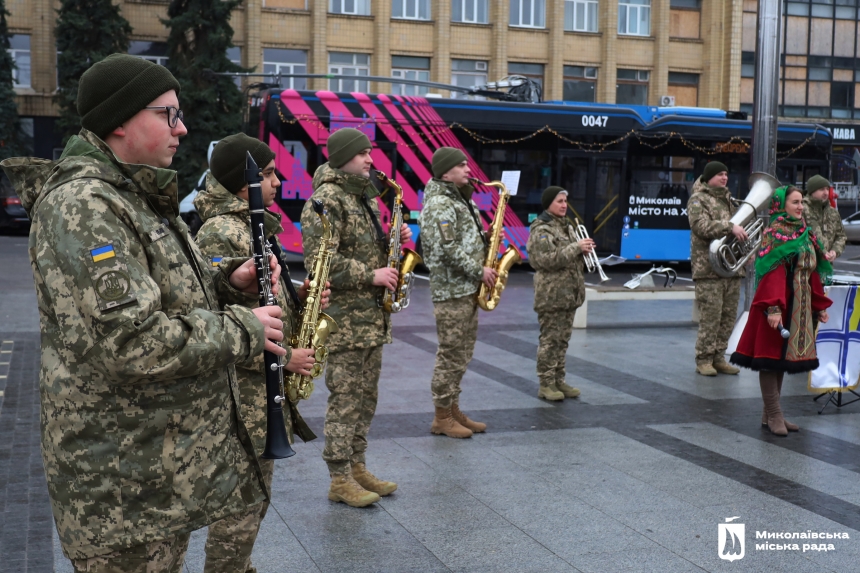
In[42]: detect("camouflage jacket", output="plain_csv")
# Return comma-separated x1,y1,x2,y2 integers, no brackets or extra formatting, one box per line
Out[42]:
194,175,299,454
803,196,846,257
418,178,486,302
0,130,267,560
301,163,391,352
527,212,586,312
687,178,745,280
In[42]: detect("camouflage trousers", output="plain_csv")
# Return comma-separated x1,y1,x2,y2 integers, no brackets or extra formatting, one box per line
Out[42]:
694,277,741,364
430,295,479,408
323,344,384,476
203,458,274,573
536,308,577,387
71,534,190,573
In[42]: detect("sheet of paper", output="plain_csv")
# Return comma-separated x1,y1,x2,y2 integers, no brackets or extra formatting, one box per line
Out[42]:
500,171,521,196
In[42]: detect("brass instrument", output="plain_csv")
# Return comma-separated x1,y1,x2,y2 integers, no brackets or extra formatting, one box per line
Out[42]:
708,172,779,277
286,199,339,402
470,178,521,311
375,171,422,313
573,217,610,283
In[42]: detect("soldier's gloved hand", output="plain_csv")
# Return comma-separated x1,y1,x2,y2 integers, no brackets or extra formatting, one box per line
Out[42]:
731,224,748,242
373,267,399,291
231,255,282,295
252,306,287,356
482,267,498,289
400,223,412,243
286,347,316,376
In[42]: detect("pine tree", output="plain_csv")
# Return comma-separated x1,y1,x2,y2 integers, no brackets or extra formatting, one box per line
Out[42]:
164,0,248,196
0,0,29,159
55,0,132,143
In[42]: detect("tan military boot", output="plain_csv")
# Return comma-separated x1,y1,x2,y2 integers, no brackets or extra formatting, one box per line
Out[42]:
538,383,564,401
556,380,581,398
713,358,740,375
327,474,381,507
451,402,486,433
352,463,398,496
696,362,717,376
431,406,473,438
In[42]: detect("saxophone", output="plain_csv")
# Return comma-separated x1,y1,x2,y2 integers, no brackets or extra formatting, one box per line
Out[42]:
286,199,339,402
376,170,422,313
470,178,521,311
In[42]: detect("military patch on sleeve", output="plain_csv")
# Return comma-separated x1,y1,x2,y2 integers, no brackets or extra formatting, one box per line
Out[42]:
210,256,222,267
438,220,454,243
539,234,548,242
84,242,138,312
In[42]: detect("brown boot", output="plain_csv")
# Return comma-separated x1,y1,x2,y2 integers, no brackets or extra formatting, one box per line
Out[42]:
760,372,787,436
775,374,799,431
538,383,564,401
556,380,581,398
451,402,486,433
328,474,381,507
431,406,473,438
696,362,717,376
713,358,740,375
352,463,397,496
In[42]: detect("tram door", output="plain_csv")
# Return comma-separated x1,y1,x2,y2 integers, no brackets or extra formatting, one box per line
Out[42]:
557,152,625,255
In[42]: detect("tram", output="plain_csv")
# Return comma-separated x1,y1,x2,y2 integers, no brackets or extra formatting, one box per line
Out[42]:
250,88,832,261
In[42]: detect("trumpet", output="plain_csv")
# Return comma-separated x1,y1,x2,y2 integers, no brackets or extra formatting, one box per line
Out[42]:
573,218,610,283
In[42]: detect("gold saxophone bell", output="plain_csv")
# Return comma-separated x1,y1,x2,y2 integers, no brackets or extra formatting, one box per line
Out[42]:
470,178,521,311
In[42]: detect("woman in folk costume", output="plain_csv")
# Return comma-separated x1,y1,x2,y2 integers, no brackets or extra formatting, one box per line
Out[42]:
731,185,833,436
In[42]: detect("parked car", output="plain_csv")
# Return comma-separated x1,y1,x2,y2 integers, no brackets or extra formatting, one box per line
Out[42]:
0,172,30,233
843,211,860,244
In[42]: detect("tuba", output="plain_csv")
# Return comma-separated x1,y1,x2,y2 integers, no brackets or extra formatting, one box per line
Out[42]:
286,200,339,402
375,170,422,313
470,178,521,311
708,172,779,277
573,217,610,283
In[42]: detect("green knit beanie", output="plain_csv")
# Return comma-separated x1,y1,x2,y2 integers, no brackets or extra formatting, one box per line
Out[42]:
432,147,468,179
700,161,729,184
327,128,372,168
806,174,831,195
76,54,181,139
541,186,568,211
210,133,276,194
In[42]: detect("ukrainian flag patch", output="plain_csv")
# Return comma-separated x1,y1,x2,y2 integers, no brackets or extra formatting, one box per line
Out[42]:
90,244,116,263
211,256,222,267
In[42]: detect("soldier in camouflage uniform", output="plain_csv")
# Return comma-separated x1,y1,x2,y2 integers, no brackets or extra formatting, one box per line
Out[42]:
0,55,287,572
803,174,846,262
688,161,746,376
526,186,589,401
194,134,324,573
301,128,411,507
419,147,498,438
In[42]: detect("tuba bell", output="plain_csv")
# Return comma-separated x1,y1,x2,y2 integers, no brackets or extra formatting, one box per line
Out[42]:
708,172,779,277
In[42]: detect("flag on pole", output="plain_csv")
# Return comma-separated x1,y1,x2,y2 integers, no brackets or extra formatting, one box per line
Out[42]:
809,285,860,391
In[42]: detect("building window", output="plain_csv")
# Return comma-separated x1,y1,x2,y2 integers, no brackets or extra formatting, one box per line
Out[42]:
667,72,699,107
509,62,545,88
451,59,488,99
510,0,546,28
393,0,430,20
670,0,700,7
564,0,598,32
329,0,370,15
128,41,168,67
563,65,597,102
618,0,651,36
9,35,31,88
391,56,430,96
616,69,649,105
741,51,755,78
329,52,370,93
831,82,854,119
263,48,308,90
452,0,488,24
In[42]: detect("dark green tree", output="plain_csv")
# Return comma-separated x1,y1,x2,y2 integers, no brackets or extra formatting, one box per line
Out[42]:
55,0,132,143
0,0,30,159
164,0,248,196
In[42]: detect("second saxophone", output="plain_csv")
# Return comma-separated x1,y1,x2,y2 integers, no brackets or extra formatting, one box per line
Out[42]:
376,170,422,313
470,178,521,311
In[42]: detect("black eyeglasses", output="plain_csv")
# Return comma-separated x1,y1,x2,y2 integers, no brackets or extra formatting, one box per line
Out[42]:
144,106,184,128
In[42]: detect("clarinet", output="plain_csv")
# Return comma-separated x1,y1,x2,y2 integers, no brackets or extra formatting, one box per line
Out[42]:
245,152,295,460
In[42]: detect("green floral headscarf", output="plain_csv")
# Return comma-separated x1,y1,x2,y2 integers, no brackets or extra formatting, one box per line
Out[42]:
755,185,832,284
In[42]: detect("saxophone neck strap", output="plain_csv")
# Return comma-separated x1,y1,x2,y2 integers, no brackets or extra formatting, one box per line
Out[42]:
360,194,387,245
462,196,488,247
267,236,303,310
